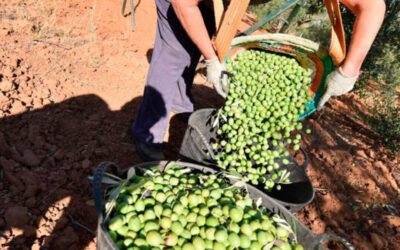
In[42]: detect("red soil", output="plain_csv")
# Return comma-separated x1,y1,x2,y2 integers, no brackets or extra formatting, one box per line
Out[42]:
0,0,399,249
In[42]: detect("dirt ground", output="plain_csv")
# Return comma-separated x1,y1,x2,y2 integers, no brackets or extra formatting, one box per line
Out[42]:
0,0,399,249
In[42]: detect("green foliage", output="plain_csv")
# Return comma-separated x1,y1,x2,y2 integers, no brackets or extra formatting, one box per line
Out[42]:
249,0,331,47
359,92,400,153
342,0,400,152
249,0,292,31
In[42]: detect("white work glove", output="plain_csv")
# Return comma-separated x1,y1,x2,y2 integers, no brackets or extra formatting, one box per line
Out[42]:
317,67,359,110
205,57,229,98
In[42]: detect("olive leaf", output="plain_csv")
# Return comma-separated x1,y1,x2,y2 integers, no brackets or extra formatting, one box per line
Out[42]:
144,169,155,177
163,161,175,172
104,201,114,216
224,169,243,179
278,169,291,184
273,214,298,243
232,181,247,188
104,183,125,220
103,167,153,221
263,241,275,250
126,167,136,180
103,172,123,181
231,100,241,106
256,197,263,208
180,168,192,174
291,217,297,241
213,114,219,128
220,113,227,122
213,109,223,128
88,176,120,185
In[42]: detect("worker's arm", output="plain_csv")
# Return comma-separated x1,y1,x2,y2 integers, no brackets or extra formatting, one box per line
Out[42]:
171,0,229,98
171,0,216,60
317,0,386,110
340,0,386,76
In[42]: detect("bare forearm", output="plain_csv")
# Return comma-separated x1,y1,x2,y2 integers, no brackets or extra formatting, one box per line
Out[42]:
171,0,216,60
340,0,386,76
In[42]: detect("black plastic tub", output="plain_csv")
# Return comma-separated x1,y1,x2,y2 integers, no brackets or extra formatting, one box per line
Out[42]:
179,108,314,213
93,161,353,250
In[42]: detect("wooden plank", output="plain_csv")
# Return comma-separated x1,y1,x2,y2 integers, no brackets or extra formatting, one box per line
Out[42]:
214,0,251,62
213,0,224,31
324,0,346,66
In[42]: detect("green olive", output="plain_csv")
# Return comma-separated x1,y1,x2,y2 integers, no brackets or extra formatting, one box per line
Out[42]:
146,231,162,246
206,216,219,227
215,230,228,243
171,221,184,235
228,233,241,248
229,208,244,222
165,233,178,246
192,236,206,250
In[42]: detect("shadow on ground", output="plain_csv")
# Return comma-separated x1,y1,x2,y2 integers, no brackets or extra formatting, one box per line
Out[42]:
0,84,222,249
1,87,399,249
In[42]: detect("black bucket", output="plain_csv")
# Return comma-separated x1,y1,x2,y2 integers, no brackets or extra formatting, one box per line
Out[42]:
179,108,315,213
93,161,353,250
179,109,219,166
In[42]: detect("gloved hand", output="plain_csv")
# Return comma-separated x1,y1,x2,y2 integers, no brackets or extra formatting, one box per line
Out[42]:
317,67,359,110
205,57,229,98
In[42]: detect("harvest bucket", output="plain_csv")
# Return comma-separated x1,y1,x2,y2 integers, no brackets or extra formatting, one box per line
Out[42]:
179,108,314,213
226,34,334,119
93,161,353,250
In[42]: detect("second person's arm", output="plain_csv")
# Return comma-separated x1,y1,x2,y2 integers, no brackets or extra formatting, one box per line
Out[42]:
171,0,217,60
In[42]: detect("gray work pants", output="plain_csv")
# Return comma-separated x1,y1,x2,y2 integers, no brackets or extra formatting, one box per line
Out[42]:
131,0,215,144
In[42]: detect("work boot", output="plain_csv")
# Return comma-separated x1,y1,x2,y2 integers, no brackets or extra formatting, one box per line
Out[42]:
134,140,165,162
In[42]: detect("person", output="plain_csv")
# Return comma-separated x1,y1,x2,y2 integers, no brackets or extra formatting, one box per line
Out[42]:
131,0,386,161
317,0,386,110
131,0,228,161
